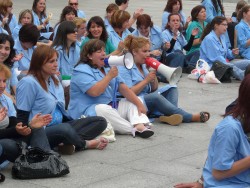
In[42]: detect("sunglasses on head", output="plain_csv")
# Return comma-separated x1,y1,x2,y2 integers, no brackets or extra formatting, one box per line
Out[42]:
70,3,78,5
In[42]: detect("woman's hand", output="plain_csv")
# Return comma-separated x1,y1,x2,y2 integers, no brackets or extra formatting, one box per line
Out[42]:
29,113,52,129
12,53,23,62
191,28,199,36
150,50,162,57
107,67,118,79
174,182,203,188
186,16,192,24
145,71,156,83
117,41,125,53
1,17,8,26
232,48,239,56
165,41,171,49
133,8,144,20
0,107,7,121
136,102,147,115
16,122,31,136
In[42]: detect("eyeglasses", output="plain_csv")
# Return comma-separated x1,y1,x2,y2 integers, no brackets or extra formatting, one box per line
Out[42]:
69,3,78,5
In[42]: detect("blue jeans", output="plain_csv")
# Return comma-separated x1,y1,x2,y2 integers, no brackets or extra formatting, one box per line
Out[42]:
0,116,107,163
144,87,192,122
185,50,200,68
166,50,186,68
228,59,250,80
0,127,51,163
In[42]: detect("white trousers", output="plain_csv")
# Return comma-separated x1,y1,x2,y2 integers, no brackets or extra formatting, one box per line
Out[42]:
95,99,150,135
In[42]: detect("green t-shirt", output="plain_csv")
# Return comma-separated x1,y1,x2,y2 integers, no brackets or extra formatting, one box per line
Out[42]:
186,21,208,54
80,37,116,55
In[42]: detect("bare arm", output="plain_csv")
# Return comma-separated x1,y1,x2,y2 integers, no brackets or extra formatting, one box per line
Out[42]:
86,67,117,97
212,156,250,180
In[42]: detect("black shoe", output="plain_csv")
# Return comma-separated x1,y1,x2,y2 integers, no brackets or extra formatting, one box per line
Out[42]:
0,173,5,183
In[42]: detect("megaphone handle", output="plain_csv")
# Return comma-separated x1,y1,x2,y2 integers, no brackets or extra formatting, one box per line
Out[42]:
112,79,119,109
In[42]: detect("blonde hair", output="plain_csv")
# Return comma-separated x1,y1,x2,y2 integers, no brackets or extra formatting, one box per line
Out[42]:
73,17,87,28
0,63,11,79
124,35,150,54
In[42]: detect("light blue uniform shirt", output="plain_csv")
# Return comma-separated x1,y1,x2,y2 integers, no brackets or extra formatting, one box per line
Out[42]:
16,75,70,121
161,11,186,31
200,30,234,67
235,20,250,60
201,0,223,23
162,29,187,55
14,39,35,71
132,25,162,52
0,14,17,34
203,116,250,187
76,36,85,48
107,25,131,49
0,94,16,117
55,45,80,76
12,24,22,41
0,26,8,35
32,11,53,39
104,17,111,29
118,64,174,97
68,63,124,119
77,9,86,18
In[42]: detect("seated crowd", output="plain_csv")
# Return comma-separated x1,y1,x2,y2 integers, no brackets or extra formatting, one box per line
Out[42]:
0,0,249,186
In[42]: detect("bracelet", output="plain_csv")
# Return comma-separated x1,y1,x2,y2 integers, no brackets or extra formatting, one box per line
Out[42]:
27,121,33,129
197,178,204,185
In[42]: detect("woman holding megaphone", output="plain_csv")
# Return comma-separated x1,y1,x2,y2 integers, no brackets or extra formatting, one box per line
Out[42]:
68,39,154,138
119,35,210,125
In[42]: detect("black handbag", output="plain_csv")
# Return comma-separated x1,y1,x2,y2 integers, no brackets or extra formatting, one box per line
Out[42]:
12,143,70,179
211,61,233,83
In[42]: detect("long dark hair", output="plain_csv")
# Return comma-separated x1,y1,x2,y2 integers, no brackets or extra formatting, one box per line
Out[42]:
52,21,76,50
87,16,108,42
76,39,105,68
0,33,15,68
200,16,226,41
32,0,47,17
201,0,224,15
226,74,250,133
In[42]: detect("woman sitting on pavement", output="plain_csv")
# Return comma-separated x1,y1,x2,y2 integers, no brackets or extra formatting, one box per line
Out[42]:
200,16,250,81
235,5,250,60
162,13,200,72
16,45,108,154
68,39,154,138
119,35,210,125
185,5,207,61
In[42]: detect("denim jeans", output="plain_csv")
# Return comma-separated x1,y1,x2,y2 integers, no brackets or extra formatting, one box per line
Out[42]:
144,87,192,122
0,116,107,163
46,116,107,150
185,50,200,68
0,127,51,163
228,59,250,80
166,50,186,68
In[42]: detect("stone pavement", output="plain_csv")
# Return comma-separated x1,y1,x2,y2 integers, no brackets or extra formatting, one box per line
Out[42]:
2,0,238,187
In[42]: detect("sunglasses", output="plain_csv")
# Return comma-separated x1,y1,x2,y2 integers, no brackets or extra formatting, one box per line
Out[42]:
69,3,78,5
69,28,78,33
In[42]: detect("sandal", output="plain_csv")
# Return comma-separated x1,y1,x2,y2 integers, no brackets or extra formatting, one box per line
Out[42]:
86,137,108,150
132,127,154,138
0,172,5,183
200,112,210,122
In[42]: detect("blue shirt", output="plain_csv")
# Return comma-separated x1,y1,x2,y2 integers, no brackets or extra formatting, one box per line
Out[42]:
162,29,187,55
235,20,250,60
0,94,16,117
201,0,223,23
6,67,18,94
203,116,250,187
107,25,131,49
77,9,86,18
16,75,70,121
68,63,124,119
55,45,80,76
12,24,22,41
14,39,35,71
200,30,234,67
0,14,17,34
32,11,53,39
161,11,186,31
